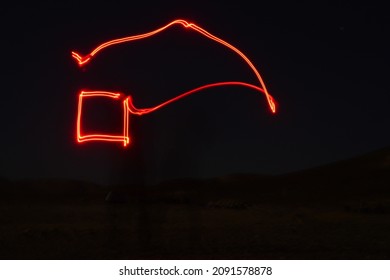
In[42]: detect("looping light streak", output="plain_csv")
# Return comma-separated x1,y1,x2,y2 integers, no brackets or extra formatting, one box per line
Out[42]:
72,19,276,113
73,19,277,147
77,82,266,146
77,91,130,146
125,81,266,115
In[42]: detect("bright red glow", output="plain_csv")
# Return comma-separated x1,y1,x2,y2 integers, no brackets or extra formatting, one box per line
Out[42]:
73,19,277,147
71,19,276,113
77,91,130,146
124,81,266,115
77,82,267,146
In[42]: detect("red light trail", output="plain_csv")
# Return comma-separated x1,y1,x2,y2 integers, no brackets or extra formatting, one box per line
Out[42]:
124,81,266,115
77,82,266,146
73,19,277,147
77,91,130,146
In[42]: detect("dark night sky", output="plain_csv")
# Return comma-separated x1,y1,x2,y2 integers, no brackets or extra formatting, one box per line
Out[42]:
1,1,389,185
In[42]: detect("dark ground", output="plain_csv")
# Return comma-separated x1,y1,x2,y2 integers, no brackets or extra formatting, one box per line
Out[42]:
0,146,389,259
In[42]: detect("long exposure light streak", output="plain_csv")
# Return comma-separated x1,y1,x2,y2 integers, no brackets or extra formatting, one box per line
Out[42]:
124,81,266,115
77,91,130,146
72,19,276,113
77,82,266,146
73,19,277,147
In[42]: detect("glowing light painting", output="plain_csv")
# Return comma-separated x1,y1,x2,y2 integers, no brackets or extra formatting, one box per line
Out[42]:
72,19,276,147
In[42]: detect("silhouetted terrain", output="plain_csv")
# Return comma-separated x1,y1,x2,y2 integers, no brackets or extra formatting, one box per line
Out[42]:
0,146,389,259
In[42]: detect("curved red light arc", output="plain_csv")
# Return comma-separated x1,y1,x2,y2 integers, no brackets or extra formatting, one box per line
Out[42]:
71,19,276,113
125,81,266,115
77,81,267,146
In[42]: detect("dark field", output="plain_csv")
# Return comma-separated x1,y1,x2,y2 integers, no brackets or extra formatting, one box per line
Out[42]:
0,147,389,259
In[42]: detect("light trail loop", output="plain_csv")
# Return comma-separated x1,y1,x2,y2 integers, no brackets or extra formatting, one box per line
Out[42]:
72,19,276,113
77,82,266,146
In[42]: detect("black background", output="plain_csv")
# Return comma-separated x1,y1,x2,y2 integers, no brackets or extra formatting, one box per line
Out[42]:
1,1,389,184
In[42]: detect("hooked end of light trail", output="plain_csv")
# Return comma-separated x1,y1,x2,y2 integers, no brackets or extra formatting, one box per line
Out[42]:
71,51,91,66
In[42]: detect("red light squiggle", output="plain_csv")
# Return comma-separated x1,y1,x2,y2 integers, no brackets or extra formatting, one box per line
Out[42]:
77,91,130,146
71,19,276,113
125,81,266,115
78,82,266,146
